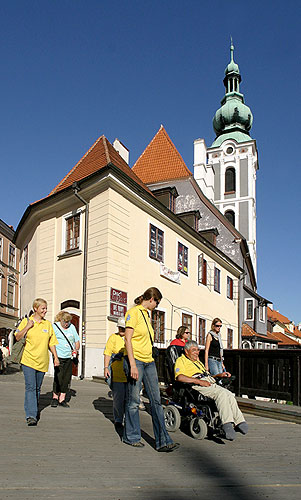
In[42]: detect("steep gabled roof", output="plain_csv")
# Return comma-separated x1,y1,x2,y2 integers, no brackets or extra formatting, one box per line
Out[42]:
49,135,152,196
267,307,291,325
241,323,279,343
270,331,300,346
132,125,191,184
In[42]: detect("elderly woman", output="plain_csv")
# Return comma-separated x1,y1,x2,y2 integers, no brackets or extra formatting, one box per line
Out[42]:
123,286,179,452
15,298,59,426
170,325,190,347
51,311,80,408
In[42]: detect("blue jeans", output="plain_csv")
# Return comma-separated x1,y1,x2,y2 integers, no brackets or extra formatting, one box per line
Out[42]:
22,364,45,420
112,381,126,424
208,357,223,376
123,360,173,450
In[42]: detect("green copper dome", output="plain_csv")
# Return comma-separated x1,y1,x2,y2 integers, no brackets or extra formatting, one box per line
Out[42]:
211,41,253,147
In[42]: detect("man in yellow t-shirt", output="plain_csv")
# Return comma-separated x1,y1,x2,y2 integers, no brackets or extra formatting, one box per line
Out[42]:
104,317,126,429
14,298,59,426
174,340,248,441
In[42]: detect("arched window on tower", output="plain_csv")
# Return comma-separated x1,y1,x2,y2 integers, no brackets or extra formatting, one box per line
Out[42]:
225,167,236,193
224,210,235,226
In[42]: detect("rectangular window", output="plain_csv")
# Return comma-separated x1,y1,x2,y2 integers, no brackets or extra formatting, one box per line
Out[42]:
198,318,206,345
66,214,80,252
178,243,188,275
0,238,2,260
198,254,207,286
151,310,165,344
245,299,254,320
9,245,15,268
214,267,220,293
259,305,265,322
149,224,164,262
227,328,233,349
7,279,14,307
169,194,175,213
227,276,233,300
23,245,28,274
182,313,192,334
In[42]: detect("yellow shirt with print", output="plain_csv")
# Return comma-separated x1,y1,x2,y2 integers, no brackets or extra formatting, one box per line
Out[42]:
125,304,154,363
104,333,126,383
16,317,58,372
174,354,206,379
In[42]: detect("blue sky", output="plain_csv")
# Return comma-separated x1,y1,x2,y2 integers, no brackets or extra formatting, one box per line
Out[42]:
1,1,300,323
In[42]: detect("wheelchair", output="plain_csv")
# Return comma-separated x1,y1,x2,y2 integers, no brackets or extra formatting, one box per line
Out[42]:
163,345,224,440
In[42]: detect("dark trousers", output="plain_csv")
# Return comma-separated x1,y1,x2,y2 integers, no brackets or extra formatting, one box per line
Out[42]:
53,357,73,394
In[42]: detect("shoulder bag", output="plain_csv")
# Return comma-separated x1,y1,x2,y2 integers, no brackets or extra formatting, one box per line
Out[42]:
140,310,159,360
55,323,79,366
9,318,29,363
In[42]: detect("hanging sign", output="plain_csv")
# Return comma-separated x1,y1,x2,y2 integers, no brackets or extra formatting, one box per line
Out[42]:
160,262,181,284
110,288,127,318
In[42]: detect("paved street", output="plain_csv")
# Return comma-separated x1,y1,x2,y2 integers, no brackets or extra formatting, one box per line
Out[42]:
1,370,300,500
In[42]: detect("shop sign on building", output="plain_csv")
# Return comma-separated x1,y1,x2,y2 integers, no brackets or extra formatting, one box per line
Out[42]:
110,288,127,317
160,262,181,284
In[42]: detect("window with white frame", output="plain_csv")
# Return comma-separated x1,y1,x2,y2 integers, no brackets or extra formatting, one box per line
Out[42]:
214,267,221,293
9,245,15,268
259,304,265,322
23,245,28,274
182,313,192,335
245,298,254,321
198,254,207,286
227,328,233,349
149,224,164,262
65,213,80,252
198,318,206,345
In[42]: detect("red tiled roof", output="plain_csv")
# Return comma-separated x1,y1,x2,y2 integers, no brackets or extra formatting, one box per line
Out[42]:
270,331,300,346
241,323,279,342
48,135,152,197
293,326,301,339
267,307,291,325
132,125,191,184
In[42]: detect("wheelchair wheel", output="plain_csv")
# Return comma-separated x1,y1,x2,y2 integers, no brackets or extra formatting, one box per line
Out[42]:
189,417,207,440
163,405,181,432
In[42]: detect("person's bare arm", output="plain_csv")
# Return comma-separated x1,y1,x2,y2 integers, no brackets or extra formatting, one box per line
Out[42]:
124,327,138,380
49,345,60,367
104,354,111,379
176,373,211,387
204,333,212,371
15,320,34,341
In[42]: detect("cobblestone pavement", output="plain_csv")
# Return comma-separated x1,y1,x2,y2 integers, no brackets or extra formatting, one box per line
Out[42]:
1,370,300,500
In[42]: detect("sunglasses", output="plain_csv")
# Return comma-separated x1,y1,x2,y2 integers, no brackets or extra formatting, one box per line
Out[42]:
154,298,161,306
215,324,222,328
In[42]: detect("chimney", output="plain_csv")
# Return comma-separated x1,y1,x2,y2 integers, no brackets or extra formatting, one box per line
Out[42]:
113,138,129,164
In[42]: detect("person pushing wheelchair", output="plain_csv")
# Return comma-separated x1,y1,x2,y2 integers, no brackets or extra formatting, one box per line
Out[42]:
174,340,248,441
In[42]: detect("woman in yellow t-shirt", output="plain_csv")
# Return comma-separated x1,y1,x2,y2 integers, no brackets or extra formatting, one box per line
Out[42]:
123,287,179,452
15,298,59,426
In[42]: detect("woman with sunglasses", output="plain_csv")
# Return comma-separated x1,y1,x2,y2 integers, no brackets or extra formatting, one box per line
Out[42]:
170,325,190,346
205,318,230,376
123,286,179,452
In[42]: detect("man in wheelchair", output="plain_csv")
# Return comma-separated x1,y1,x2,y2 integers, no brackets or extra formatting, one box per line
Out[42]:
174,340,248,441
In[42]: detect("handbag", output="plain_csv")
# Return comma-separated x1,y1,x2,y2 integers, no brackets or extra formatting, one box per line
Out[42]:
9,336,26,364
54,322,79,365
9,317,29,364
140,310,159,360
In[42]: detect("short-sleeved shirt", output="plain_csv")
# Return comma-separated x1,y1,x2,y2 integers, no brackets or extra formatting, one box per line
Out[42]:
16,316,58,372
174,354,206,379
104,333,126,382
53,323,80,359
125,304,154,363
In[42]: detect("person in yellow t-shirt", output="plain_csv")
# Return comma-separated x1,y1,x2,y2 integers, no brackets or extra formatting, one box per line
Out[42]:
104,316,126,429
123,287,179,453
15,298,59,426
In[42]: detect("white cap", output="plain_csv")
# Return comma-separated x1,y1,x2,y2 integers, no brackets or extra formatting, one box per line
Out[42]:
117,317,126,329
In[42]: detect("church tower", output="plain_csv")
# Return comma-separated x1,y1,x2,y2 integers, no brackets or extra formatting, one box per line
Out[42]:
194,41,258,276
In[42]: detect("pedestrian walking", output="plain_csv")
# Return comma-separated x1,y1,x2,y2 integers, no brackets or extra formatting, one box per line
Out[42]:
15,298,59,426
205,318,231,376
123,286,179,452
51,311,80,408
